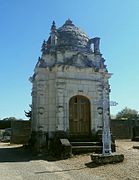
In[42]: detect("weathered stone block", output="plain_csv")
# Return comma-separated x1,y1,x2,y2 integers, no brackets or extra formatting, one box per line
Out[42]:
60,139,72,158
91,153,124,164
49,131,72,158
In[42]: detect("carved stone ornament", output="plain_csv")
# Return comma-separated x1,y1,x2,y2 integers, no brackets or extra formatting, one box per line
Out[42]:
38,107,45,114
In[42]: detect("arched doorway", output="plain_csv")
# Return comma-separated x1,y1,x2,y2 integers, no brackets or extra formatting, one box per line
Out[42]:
69,95,91,139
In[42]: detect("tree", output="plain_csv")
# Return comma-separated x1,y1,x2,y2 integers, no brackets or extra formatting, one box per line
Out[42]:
0,117,18,129
116,107,139,120
24,105,32,120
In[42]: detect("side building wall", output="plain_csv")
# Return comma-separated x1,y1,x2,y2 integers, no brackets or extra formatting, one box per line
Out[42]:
111,119,139,139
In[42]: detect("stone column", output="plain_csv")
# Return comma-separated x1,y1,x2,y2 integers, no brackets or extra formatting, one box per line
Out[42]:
56,80,66,131
102,74,112,155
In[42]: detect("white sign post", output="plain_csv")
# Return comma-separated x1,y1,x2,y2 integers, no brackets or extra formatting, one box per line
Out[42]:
95,72,118,156
102,79,118,155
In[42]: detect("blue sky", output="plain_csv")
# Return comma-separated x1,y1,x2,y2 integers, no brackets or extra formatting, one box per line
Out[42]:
0,0,139,119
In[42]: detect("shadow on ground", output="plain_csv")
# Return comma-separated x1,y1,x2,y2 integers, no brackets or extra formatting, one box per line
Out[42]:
0,145,34,162
0,143,68,162
85,162,102,168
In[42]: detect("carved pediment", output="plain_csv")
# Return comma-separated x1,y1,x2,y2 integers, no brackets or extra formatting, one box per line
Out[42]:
64,53,95,68
73,53,86,66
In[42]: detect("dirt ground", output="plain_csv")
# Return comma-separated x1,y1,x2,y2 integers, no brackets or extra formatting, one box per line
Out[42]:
0,140,139,180
61,139,139,179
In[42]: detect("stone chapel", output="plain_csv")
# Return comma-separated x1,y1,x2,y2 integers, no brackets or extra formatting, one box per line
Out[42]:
30,19,112,155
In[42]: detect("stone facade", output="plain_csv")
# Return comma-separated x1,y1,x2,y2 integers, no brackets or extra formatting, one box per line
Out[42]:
30,19,112,153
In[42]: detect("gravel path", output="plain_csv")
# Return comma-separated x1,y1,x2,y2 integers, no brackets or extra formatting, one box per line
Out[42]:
0,140,139,180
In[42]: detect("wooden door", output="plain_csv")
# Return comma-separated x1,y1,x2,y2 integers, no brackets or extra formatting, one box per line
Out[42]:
69,96,91,138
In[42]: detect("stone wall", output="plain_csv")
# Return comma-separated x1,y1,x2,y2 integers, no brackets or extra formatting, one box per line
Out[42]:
11,120,31,144
0,120,11,129
111,119,139,139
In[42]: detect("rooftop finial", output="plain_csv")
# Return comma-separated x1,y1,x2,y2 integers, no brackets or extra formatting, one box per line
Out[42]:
64,18,73,26
50,21,57,47
41,40,47,52
51,21,56,32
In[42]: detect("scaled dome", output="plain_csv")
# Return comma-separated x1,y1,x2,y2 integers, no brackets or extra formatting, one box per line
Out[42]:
42,19,100,54
57,19,90,52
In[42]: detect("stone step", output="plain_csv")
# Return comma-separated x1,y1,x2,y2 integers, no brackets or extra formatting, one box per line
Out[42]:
72,145,102,154
70,141,101,146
